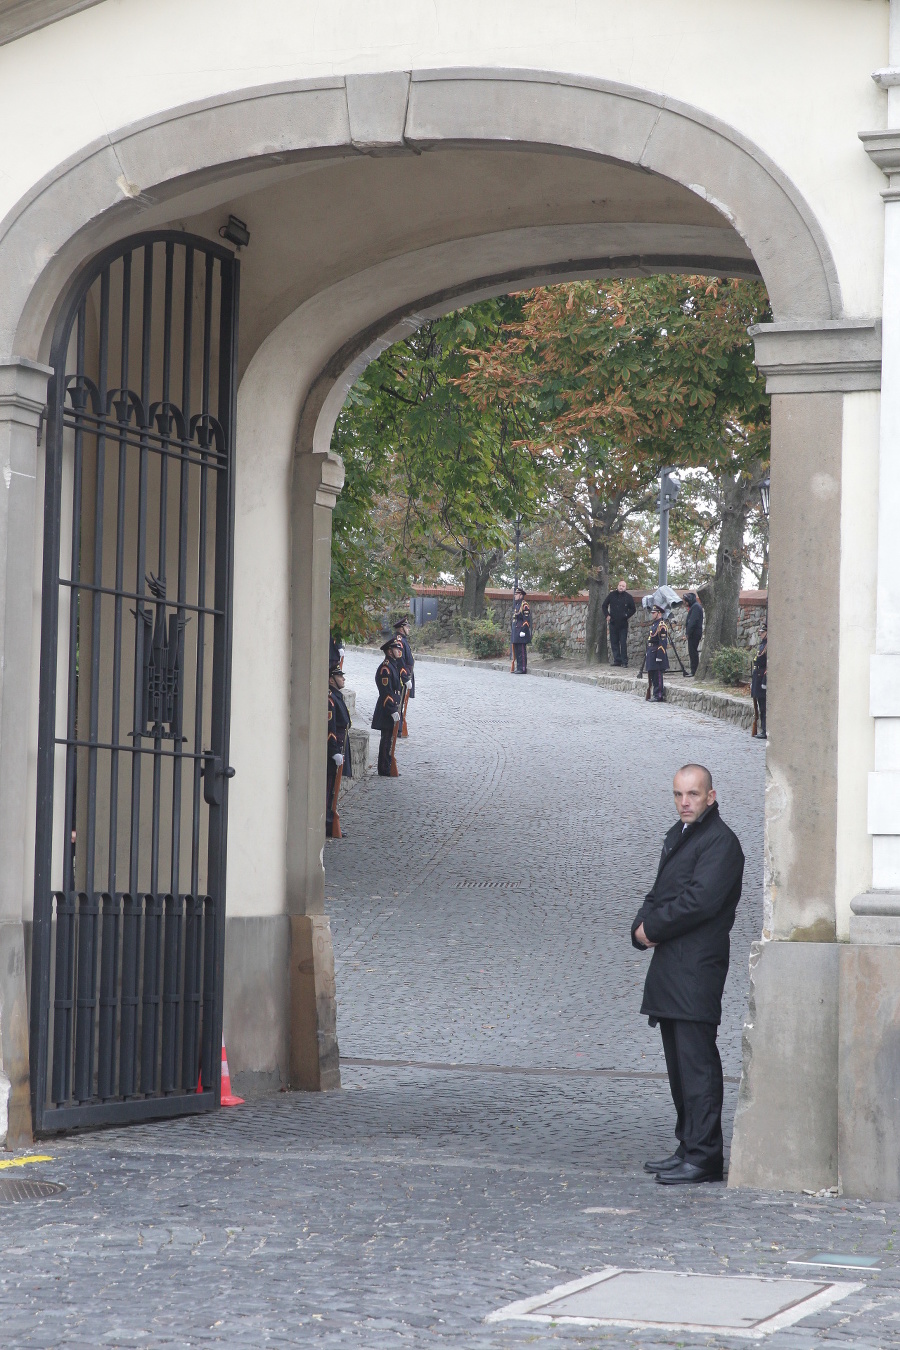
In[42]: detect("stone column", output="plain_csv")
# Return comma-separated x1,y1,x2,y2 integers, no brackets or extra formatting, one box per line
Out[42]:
0,358,51,1147
286,448,344,1090
833,39,900,1198
728,323,880,1192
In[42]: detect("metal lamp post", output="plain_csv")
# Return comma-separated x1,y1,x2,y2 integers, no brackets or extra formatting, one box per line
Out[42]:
657,468,681,586
759,474,770,518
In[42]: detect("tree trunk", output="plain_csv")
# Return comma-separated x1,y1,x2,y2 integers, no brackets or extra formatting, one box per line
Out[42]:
696,471,757,681
461,550,502,618
758,539,769,591
585,540,610,665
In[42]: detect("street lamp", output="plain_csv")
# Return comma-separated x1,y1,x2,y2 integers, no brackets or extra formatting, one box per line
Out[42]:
513,514,522,593
759,474,770,519
657,468,680,586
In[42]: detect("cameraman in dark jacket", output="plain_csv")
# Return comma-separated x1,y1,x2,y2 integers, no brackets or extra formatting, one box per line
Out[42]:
602,580,636,667
632,764,744,1185
684,593,703,676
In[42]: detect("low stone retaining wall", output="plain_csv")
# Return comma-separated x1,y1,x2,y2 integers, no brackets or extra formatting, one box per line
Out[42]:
347,646,754,731
410,584,767,663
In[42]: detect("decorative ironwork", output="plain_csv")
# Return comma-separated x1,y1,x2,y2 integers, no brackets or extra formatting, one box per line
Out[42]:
135,574,188,740
30,233,239,1133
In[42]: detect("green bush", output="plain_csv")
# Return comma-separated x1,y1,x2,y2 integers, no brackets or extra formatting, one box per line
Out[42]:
459,618,509,659
710,645,749,686
535,630,566,660
410,620,442,650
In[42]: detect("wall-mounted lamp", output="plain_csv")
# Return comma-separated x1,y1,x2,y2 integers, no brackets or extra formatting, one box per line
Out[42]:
218,215,250,249
759,474,770,519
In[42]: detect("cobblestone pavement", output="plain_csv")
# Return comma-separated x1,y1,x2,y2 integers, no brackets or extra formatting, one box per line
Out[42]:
2,657,899,1348
331,650,765,1082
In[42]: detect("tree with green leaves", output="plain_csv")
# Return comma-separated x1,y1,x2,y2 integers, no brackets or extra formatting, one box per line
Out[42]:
330,298,543,636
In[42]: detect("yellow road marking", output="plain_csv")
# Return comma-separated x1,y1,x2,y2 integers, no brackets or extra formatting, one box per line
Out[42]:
0,1155,53,1170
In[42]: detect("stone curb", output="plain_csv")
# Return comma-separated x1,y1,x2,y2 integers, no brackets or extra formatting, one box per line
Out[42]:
344,645,755,730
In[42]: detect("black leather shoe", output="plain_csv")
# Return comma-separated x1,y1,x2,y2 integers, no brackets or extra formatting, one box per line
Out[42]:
643,1152,684,1174
656,1161,724,1185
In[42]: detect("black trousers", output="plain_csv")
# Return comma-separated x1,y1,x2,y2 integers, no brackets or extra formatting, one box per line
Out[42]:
377,725,394,775
514,642,528,672
326,759,337,833
648,669,664,700
658,1017,724,1171
688,635,700,676
609,622,629,666
755,691,767,733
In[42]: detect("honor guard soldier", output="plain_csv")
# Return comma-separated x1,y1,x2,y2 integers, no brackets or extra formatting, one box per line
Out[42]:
329,631,344,671
393,615,415,736
645,604,670,702
511,587,532,674
326,664,352,837
372,633,404,776
751,624,767,739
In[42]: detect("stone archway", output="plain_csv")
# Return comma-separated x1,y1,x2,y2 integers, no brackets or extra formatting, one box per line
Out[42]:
0,71,880,1193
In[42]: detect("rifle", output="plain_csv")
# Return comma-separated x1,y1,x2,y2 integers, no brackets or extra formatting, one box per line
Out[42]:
400,685,410,738
510,641,515,674
330,757,345,838
751,697,759,738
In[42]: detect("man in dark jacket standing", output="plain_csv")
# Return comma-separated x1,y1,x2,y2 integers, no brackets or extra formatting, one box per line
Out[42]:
602,580,636,666
632,764,744,1184
683,593,703,676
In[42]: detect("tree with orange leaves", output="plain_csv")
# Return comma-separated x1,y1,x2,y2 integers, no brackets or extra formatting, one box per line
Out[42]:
460,275,770,667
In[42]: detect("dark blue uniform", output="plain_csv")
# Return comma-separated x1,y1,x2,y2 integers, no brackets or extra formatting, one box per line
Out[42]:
512,600,532,673
750,633,767,737
372,657,403,775
326,685,352,835
396,632,415,698
645,616,670,701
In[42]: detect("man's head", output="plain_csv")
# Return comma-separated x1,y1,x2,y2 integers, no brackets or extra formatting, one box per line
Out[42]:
394,616,410,634
673,764,715,824
617,580,627,592
515,587,525,599
651,604,663,618
329,667,345,689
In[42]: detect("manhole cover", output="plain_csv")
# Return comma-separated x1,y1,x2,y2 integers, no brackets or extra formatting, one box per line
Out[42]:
0,1178,66,1202
488,1268,863,1338
454,880,522,890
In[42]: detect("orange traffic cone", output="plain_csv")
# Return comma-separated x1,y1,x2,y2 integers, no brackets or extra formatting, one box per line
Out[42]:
220,1040,244,1107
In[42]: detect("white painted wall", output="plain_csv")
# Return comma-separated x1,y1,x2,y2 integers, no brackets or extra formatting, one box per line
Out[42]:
0,0,887,318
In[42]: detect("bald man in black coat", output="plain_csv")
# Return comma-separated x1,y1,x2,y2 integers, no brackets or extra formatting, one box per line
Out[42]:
632,764,744,1185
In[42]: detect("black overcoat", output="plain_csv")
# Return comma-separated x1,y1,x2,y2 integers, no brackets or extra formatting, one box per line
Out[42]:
630,803,744,1024
602,589,636,625
685,602,703,642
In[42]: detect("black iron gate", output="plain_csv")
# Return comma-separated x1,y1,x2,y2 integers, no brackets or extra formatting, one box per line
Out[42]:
30,232,239,1132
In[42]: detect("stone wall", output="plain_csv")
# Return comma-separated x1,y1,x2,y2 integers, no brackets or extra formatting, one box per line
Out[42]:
411,585,768,664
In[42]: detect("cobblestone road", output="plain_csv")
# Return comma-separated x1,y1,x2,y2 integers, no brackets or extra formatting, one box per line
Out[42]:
330,650,765,1082
2,657,899,1349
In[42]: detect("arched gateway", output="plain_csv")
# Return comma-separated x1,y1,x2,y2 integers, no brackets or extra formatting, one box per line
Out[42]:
0,6,893,1196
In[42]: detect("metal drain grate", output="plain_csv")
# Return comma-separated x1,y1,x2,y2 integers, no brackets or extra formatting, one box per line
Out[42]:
0,1178,66,1202
453,880,523,890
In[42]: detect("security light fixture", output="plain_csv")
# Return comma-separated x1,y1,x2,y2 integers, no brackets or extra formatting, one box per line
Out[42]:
759,474,770,518
219,214,250,249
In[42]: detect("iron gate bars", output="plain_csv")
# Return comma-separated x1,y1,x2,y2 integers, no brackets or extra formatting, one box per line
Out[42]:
30,232,239,1132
